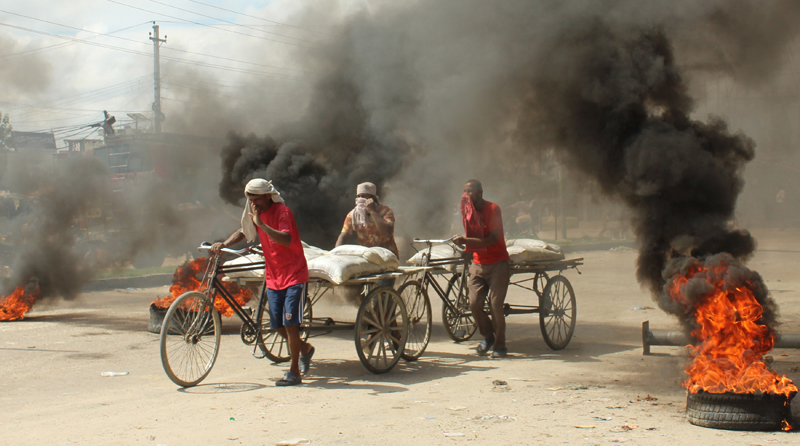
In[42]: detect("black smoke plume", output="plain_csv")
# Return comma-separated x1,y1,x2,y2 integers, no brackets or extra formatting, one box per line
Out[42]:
219,19,417,247
513,20,765,299
5,158,109,300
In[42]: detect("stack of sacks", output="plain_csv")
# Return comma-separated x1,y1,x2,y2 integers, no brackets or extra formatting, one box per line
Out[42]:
307,244,400,284
224,242,330,279
505,239,564,264
222,253,265,278
407,244,463,273
302,241,329,262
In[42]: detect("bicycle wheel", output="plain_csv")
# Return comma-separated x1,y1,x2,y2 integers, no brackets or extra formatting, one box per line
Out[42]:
257,294,312,363
539,275,576,350
355,287,408,374
160,291,221,387
397,280,432,361
442,273,477,342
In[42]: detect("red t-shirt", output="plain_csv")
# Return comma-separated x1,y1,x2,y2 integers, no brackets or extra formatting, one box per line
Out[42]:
256,202,309,290
465,201,510,265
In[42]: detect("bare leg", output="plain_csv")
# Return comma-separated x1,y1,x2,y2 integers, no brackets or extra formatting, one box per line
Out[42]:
276,326,312,377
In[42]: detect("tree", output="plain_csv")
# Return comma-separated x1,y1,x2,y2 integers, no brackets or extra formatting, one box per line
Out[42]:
0,112,12,150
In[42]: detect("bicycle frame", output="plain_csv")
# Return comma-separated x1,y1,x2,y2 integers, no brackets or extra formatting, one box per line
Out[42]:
200,246,267,338
412,239,471,312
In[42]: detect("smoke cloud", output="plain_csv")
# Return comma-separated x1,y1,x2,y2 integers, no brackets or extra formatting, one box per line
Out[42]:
5,0,800,317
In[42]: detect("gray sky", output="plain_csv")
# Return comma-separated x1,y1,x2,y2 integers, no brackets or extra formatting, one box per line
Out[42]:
0,0,356,144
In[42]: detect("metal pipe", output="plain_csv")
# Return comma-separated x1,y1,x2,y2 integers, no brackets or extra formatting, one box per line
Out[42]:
642,320,800,354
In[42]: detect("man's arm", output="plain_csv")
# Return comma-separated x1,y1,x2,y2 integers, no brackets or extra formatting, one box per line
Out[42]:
367,201,394,237
336,212,355,247
453,229,499,248
251,211,291,247
211,229,245,253
335,231,349,247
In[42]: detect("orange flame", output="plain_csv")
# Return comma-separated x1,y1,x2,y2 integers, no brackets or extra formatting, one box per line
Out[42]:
0,285,41,321
668,262,797,397
152,257,253,317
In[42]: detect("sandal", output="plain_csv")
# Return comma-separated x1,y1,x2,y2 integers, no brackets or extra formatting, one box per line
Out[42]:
276,371,302,387
299,346,315,375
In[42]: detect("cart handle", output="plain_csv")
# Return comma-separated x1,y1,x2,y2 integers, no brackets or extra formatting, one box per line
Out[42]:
411,236,465,252
412,236,457,245
198,241,258,256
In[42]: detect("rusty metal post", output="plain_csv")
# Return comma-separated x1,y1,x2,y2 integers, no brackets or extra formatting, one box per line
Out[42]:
643,321,800,354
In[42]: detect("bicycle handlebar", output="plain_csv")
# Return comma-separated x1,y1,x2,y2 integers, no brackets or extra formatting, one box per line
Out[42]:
412,236,457,245
411,236,466,253
198,241,256,256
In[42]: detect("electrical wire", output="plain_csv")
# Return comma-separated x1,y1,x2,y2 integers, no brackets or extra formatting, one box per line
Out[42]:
0,9,309,74
144,0,315,44
105,0,314,48
0,21,152,59
184,0,331,37
0,22,306,80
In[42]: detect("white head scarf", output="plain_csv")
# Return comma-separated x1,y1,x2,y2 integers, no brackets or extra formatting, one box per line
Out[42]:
241,179,284,242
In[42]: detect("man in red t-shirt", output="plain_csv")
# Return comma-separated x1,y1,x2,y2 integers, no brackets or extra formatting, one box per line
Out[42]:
212,179,313,386
453,179,511,358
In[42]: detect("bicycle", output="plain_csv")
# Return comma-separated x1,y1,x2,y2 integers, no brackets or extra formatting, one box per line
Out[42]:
159,242,310,387
408,237,477,345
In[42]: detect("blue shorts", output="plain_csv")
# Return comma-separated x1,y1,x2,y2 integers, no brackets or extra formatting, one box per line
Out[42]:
267,283,307,329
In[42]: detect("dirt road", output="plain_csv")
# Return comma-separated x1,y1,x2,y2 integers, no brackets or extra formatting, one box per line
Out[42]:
3,229,800,445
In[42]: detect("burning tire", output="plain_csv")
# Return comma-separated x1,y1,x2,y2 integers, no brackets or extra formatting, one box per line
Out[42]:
686,391,796,431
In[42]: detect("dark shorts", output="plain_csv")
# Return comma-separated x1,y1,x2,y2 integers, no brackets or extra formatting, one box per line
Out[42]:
267,283,307,329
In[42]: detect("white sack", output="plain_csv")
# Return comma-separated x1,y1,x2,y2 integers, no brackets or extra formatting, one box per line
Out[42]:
506,246,528,264
505,238,565,263
329,244,399,270
408,244,462,272
307,254,383,284
223,254,265,278
302,242,329,262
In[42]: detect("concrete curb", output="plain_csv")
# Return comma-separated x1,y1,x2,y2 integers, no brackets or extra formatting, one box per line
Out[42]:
83,273,173,292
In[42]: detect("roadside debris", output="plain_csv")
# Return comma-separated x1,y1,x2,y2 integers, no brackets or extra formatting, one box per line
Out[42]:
276,439,310,446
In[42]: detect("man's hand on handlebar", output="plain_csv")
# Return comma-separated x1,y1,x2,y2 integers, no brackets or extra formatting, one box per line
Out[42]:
210,242,225,254
452,235,466,246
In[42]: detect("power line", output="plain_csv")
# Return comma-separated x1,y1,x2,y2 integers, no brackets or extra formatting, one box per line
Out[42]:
185,0,331,37
144,0,316,45
0,20,151,59
0,22,306,80
105,0,314,48
0,10,308,74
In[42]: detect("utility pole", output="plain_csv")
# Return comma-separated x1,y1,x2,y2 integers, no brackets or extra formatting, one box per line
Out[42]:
149,23,166,133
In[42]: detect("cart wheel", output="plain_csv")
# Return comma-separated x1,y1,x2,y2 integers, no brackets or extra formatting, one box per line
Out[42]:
160,291,221,387
355,287,408,374
257,294,312,363
533,272,550,297
397,280,432,361
442,273,477,342
539,275,576,350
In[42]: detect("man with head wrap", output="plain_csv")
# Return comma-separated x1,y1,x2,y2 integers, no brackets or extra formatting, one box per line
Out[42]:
212,179,314,386
335,182,399,258
453,179,511,358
